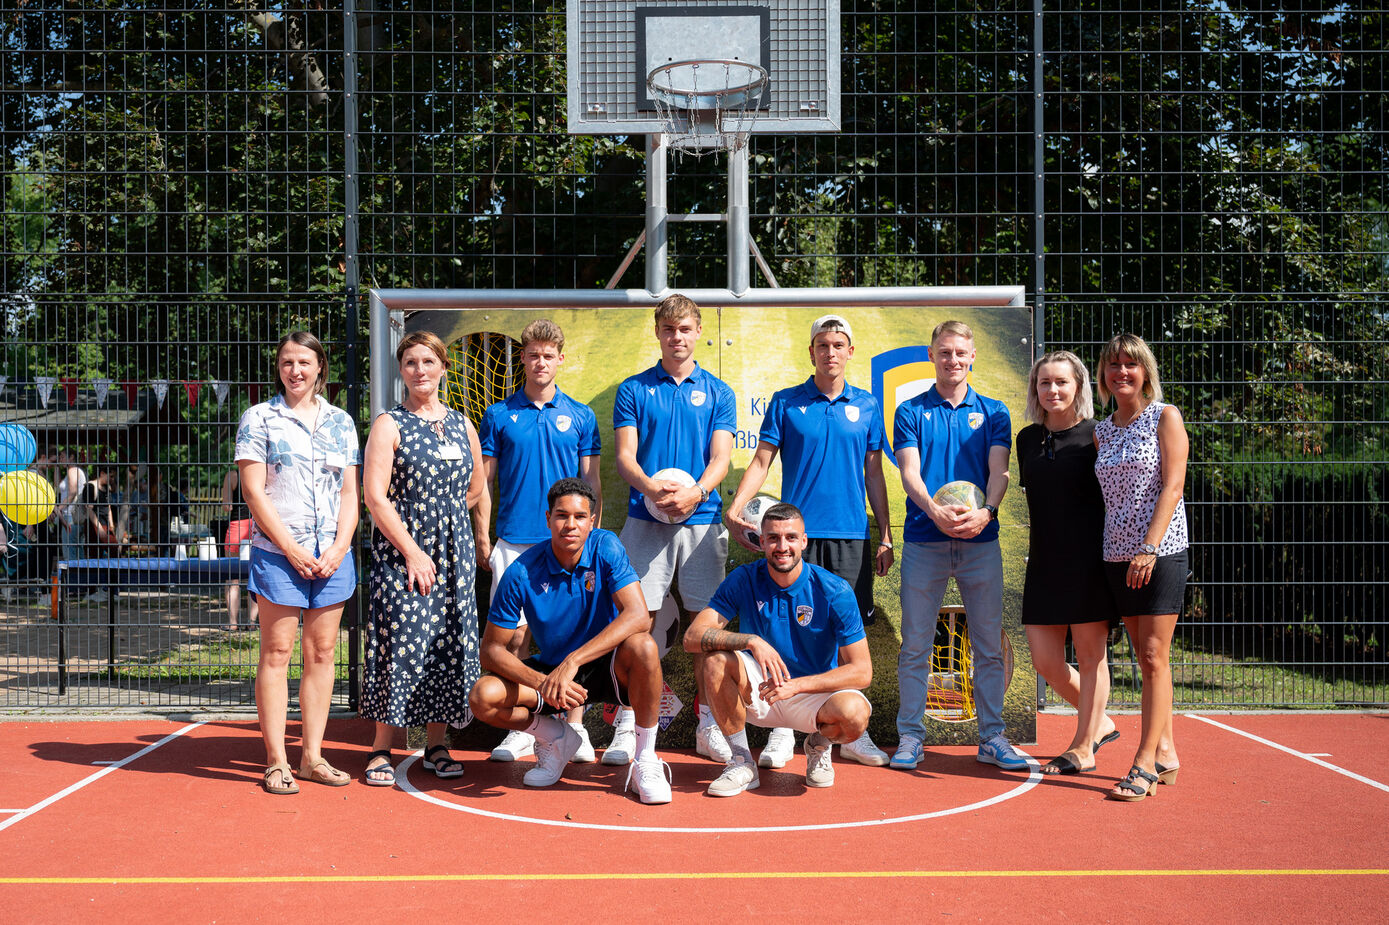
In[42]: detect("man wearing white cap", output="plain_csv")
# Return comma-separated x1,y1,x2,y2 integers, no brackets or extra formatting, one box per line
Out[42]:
723,313,893,769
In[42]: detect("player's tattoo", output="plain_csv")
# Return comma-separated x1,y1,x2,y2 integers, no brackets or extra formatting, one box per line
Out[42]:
700,628,753,653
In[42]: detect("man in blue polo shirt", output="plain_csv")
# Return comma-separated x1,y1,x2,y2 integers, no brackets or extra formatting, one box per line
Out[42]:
683,502,874,797
891,320,1026,772
469,478,672,804
476,319,604,765
614,292,737,762
724,313,893,770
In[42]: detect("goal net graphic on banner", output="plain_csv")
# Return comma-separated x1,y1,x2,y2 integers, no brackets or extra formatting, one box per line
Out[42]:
441,332,522,423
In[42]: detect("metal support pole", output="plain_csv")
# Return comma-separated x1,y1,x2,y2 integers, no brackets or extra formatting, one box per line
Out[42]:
343,0,364,709
645,134,669,294
1032,0,1046,359
727,143,751,296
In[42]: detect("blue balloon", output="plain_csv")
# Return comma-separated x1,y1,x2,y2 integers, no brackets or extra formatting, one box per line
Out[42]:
0,424,37,472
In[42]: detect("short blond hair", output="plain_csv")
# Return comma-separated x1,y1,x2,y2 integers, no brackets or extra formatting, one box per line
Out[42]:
1025,350,1095,424
1096,332,1163,404
654,293,701,326
521,319,565,352
931,320,974,344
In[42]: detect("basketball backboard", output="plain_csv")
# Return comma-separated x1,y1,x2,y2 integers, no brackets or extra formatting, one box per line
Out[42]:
567,0,841,136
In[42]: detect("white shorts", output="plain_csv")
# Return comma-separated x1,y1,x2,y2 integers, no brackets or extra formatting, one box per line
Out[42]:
619,518,727,613
488,538,534,628
734,650,871,735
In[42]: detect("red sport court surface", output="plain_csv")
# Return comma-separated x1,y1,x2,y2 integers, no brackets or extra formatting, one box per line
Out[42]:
3,712,1386,923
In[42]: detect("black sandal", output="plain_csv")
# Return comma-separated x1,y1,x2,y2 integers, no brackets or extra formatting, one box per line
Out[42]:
1041,754,1094,775
423,744,465,779
1107,765,1158,802
364,749,395,787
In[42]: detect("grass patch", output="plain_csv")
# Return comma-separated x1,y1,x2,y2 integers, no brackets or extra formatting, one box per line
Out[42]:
110,631,354,683
1101,633,1389,709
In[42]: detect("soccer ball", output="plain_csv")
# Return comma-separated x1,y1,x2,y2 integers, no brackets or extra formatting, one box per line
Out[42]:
932,479,986,510
739,494,780,548
643,468,697,524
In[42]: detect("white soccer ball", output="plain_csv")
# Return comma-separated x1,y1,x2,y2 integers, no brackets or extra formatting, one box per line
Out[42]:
643,467,697,524
739,494,780,548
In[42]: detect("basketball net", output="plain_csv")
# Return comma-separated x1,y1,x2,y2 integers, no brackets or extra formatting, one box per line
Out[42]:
646,59,768,157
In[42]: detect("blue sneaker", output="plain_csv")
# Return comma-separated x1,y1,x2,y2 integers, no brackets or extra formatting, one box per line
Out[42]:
890,735,924,770
977,734,1029,771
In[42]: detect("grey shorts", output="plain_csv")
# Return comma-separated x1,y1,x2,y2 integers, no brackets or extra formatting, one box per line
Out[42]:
619,517,728,613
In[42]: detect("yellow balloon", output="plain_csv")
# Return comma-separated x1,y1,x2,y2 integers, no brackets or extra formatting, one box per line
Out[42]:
0,470,56,526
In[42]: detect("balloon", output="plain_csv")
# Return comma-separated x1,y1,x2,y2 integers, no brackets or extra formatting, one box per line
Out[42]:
0,470,56,526
0,423,37,473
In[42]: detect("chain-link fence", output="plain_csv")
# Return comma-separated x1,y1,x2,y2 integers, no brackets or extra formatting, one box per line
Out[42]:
2,3,1384,711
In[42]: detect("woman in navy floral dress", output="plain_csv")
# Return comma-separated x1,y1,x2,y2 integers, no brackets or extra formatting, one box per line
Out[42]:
361,331,485,786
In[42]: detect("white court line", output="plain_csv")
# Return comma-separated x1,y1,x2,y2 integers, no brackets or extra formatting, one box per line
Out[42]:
1186,714,1389,794
0,722,205,833
396,750,1043,834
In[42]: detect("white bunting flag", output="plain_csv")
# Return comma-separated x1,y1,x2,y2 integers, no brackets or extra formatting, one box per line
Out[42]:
92,377,113,408
151,379,169,409
212,380,231,408
35,376,56,408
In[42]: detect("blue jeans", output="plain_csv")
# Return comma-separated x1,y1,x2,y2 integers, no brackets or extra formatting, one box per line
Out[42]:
897,540,1006,742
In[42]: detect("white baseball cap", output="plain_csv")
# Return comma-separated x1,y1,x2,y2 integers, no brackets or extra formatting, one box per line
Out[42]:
809,314,853,344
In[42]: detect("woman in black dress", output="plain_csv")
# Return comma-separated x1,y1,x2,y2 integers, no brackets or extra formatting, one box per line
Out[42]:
360,331,485,786
1018,351,1120,775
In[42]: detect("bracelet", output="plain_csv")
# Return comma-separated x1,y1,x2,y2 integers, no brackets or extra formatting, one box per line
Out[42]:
878,541,893,549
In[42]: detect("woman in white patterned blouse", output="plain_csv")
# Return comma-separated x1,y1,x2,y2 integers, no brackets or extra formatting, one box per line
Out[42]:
1094,333,1189,802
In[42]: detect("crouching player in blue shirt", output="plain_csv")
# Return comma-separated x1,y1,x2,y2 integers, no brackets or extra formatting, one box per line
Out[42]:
682,502,873,797
469,478,672,804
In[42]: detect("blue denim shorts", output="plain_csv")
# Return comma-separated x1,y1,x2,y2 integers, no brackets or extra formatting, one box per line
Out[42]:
249,545,357,610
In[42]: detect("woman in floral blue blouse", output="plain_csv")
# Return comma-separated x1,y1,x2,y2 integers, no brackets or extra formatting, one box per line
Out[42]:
236,331,360,795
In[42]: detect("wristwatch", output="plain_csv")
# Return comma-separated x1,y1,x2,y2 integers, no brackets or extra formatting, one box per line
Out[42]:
983,504,999,521
698,483,710,503
1138,542,1158,556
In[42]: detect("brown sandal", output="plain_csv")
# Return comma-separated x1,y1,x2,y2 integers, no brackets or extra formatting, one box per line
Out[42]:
296,759,350,787
1107,765,1158,802
263,762,299,795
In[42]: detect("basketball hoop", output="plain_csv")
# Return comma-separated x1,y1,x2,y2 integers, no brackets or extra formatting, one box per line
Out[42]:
646,58,768,155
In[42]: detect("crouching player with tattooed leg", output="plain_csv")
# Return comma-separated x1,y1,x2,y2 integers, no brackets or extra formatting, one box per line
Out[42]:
683,503,873,796
469,479,672,804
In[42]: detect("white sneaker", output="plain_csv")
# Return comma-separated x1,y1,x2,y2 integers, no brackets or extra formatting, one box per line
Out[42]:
624,757,673,804
706,754,760,797
841,731,890,767
804,732,834,788
523,722,580,787
758,726,795,769
602,726,636,766
570,725,596,763
695,722,733,763
490,729,535,762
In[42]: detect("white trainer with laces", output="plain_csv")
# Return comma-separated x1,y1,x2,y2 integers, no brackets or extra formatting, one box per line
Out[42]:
523,722,580,787
625,757,673,804
602,726,636,766
840,730,890,766
695,722,733,763
706,755,760,797
571,725,596,763
490,729,535,762
758,726,795,769
804,732,834,788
